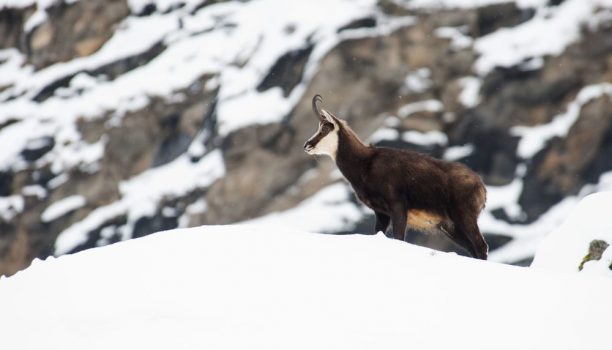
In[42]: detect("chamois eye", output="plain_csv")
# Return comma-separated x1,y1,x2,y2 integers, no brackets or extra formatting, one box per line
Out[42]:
321,123,333,133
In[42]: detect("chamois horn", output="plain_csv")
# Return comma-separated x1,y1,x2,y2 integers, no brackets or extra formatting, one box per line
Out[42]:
312,94,324,121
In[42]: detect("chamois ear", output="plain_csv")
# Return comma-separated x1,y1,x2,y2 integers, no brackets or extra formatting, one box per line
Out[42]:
321,110,336,124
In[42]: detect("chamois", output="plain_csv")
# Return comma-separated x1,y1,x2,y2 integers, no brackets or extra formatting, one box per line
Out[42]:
304,95,489,259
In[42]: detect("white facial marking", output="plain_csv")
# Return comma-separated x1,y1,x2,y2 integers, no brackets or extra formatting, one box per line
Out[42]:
311,128,339,159
305,111,339,160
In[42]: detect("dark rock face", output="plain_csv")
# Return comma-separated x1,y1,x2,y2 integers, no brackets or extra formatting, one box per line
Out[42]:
337,17,377,32
26,0,130,69
0,6,32,49
0,73,217,275
449,116,520,186
457,24,612,223
514,24,612,222
21,137,55,162
475,2,535,36
257,45,313,97
0,171,13,197
548,0,566,6
102,77,216,180
198,123,312,224
0,223,29,275
520,96,612,221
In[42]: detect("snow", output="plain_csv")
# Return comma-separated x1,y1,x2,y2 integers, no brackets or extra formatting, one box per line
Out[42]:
512,83,612,159
177,198,207,227
0,118,50,170
402,130,447,146
368,114,449,147
23,6,46,32
245,182,365,233
1,223,611,350
434,26,473,50
401,68,432,94
484,172,612,264
483,167,525,219
48,134,106,174
21,184,47,199
531,192,612,277
443,144,474,160
0,195,24,222
46,172,68,190
54,150,225,255
457,76,482,108
369,127,400,143
40,194,86,223
474,0,612,75
398,99,443,118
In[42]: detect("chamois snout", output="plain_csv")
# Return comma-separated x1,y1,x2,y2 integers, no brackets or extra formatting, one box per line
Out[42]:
303,140,314,153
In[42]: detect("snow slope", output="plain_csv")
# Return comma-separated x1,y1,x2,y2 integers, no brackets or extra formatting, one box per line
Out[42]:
532,191,612,276
1,224,611,350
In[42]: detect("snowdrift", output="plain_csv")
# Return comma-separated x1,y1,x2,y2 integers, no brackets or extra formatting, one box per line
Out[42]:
532,192,612,276
1,224,611,350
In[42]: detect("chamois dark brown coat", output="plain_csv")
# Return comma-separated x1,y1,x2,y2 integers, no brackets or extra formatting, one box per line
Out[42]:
304,95,488,259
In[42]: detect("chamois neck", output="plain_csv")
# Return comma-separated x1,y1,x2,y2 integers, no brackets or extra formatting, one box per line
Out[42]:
335,122,373,178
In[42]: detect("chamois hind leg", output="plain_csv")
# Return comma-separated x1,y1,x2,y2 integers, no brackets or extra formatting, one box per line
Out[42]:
390,204,408,241
447,166,488,259
461,217,488,260
448,213,488,260
374,211,390,235
438,222,480,258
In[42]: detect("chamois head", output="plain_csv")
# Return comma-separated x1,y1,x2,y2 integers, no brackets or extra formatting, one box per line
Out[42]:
303,95,341,160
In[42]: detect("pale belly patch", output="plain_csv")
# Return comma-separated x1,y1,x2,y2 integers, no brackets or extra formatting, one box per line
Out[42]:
407,210,445,232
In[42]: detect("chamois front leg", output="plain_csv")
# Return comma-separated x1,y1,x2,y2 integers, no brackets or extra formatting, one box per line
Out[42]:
390,204,408,241
374,211,390,235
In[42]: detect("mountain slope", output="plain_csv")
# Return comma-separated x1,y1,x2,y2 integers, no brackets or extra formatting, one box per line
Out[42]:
1,0,612,275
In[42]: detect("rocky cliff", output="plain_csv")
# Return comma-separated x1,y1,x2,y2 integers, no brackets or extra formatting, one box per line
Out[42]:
1,0,611,275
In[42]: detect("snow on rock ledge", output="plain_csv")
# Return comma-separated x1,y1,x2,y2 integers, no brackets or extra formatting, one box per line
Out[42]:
1,224,611,350
531,192,612,276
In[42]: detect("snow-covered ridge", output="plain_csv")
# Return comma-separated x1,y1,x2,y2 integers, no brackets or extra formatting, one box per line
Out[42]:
40,194,85,223
1,224,611,350
532,191,612,277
